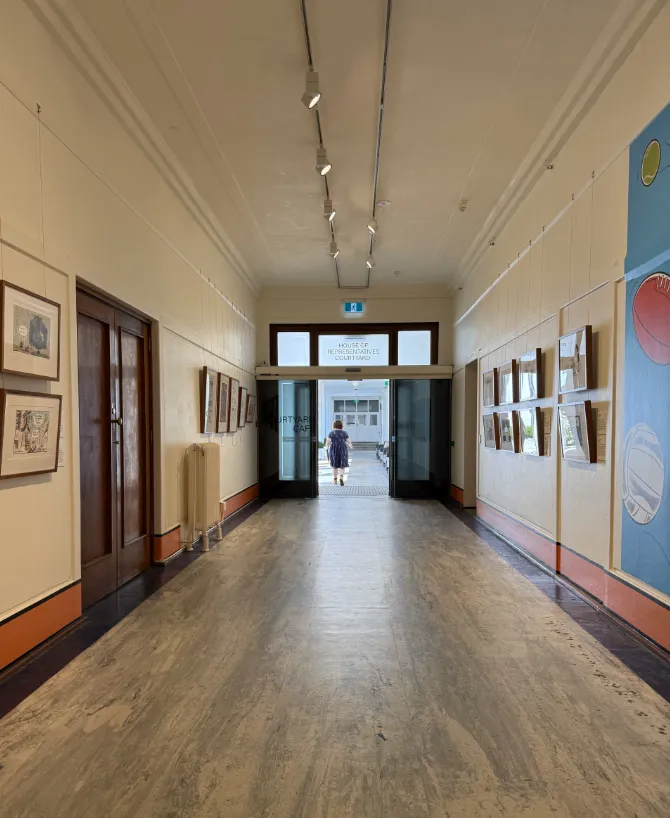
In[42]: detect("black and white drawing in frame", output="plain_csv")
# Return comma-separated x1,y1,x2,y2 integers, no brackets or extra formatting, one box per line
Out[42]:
482,368,498,408
483,413,500,450
229,379,240,434
201,366,219,434
238,387,248,428
498,360,518,405
559,326,593,394
245,394,257,425
558,400,596,463
217,374,231,433
1,282,61,381
498,410,519,453
0,389,62,478
518,348,542,402
519,406,543,456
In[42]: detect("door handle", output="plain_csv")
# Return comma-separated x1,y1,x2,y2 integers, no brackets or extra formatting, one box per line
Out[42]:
111,417,123,426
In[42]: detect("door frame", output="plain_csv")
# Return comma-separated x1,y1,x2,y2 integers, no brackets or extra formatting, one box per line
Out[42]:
76,281,155,595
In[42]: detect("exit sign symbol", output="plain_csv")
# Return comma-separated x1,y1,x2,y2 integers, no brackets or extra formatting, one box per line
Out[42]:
344,301,364,315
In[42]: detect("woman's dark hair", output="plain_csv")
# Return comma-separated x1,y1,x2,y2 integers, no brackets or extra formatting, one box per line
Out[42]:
333,419,344,430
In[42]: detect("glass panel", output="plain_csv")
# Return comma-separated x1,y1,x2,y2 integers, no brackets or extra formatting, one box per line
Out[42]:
357,400,369,412
358,415,367,425
277,332,310,366
334,399,345,412
334,414,342,421
346,414,356,425
279,380,312,480
396,380,430,480
397,330,432,365
318,334,389,365
370,414,378,426
368,399,380,412
345,400,357,411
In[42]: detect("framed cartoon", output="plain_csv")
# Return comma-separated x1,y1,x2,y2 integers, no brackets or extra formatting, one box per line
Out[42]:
519,406,543,456
558,401,595,463
245,394,257,425
228,379,240,433
498,411,519,453
559,325,593,394
200,366,219,434
519,348,542,402
482,413,500,449
238,386,248,427
1,282,61,381
0,390,62,478
482,368,498,408
498,360,518,405
217,374,231,433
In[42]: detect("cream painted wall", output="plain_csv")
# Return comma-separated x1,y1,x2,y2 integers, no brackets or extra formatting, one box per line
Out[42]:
0,2,257,622
451,2,670,601
257,285,453,365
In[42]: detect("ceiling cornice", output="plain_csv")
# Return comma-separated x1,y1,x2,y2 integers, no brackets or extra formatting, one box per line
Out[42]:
29,0,260,295
456,0,666,290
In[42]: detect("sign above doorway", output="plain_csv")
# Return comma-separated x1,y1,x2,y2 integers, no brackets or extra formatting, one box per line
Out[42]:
343,301,365,316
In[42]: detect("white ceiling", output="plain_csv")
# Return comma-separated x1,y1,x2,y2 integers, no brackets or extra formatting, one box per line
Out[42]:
70,0,649,289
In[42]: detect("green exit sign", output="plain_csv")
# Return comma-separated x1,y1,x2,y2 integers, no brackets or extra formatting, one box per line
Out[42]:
344,301,364,315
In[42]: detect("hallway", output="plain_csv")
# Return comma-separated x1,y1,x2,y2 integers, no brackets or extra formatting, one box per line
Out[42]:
1,500,669,817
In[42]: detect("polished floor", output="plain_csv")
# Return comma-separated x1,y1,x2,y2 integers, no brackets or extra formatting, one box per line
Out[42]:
1,498,670,817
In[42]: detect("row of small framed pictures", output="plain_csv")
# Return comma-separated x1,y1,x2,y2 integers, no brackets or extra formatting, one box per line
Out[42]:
483,400,596,463
201,366,256,435
482,326,593,408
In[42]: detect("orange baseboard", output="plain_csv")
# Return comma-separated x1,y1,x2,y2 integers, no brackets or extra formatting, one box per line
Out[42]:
0,583,82,672
221,483,259,520
450,484,464,505
475,498,670,654
153,525,182,563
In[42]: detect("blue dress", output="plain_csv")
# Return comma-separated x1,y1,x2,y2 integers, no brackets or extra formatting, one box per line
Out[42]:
328,429,350,469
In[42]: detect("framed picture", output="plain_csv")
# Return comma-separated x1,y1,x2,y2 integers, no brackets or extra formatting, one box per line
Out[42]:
1,282,61,381
217,374,231,433
200,366,219,434
0,390,62,478
559,325,593,394
482,413,500,449
498,360,518,405
238,386,248,427
498,411,519,453
245,394,257,425
558,401,596,463
519,407,543,456
229,379,240,433
482,368,498,408
519,348,542,402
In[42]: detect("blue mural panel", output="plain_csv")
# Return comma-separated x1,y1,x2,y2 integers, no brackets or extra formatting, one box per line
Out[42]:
622,103,670,596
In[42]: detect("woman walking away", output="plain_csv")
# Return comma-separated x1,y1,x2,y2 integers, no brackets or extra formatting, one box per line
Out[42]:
326,419,353,486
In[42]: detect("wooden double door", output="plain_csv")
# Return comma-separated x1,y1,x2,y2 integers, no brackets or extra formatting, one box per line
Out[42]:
77,289,152,609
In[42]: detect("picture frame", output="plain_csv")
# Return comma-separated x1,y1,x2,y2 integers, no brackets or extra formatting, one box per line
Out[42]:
518,348,543,402
200,366,219,434
228,379,240,433
482,368,498,408
559,325,593,394
519,406,543,456
558,400,596,463
245,394,257,425
498,360,518,405
0,389,62,479
498,410,519,453
238,386,248,427
217,374,231,434
482,413,500,449
1,282,61,381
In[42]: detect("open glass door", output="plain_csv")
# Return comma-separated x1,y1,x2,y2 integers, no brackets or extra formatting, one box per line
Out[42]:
258,380,318,499
390,379,451,500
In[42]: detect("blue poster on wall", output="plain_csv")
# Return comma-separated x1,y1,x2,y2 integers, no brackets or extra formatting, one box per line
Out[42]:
622,103,670,596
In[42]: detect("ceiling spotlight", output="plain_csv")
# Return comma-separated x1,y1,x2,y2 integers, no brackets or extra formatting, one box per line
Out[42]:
367,217,379,235
324,198,336,221
329,241,340,259
316,147,331,176
376,200,391,207
366,255,376,269
301,69,321,109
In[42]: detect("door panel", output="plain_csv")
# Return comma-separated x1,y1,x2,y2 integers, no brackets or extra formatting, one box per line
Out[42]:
77,289,152,607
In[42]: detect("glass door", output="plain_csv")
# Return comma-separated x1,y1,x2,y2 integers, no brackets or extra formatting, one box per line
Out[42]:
258,380,318,499
390,379,451,500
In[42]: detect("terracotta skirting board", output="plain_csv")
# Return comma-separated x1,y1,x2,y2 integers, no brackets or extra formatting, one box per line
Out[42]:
476,498,670,654
450,484,464,505
153,525,182,564
0,582,82,672
221,483,259,520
